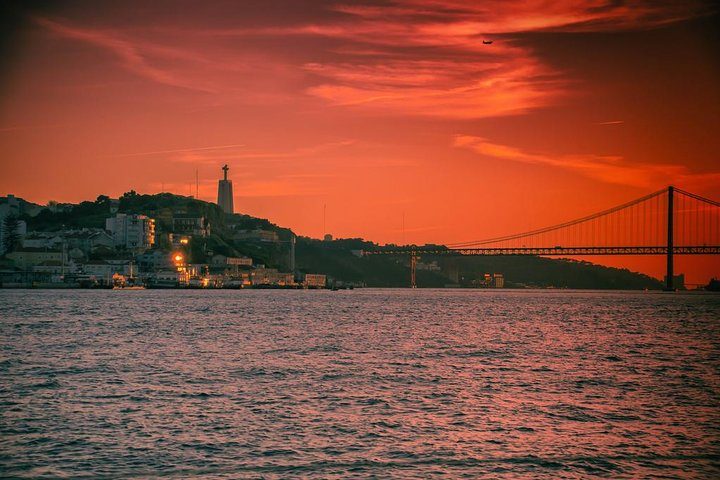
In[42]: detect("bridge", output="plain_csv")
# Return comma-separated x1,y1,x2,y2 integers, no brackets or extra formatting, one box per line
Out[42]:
364,186,720,290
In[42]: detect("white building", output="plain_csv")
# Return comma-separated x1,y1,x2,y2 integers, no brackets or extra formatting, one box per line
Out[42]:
105,213,155,251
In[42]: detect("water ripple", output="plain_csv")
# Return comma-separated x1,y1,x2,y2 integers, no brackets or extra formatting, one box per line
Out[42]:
1,289,719,478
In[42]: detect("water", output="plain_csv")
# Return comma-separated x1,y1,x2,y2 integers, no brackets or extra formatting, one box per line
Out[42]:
1,289,719,479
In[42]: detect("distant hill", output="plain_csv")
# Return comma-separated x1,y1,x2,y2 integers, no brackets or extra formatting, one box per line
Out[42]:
294,237,664,289
9,191,664,289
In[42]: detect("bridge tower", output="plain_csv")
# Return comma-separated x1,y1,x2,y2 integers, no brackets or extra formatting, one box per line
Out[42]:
665,185,674,291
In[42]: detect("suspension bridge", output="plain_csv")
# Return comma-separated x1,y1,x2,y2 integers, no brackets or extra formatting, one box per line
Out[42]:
364,186,720,290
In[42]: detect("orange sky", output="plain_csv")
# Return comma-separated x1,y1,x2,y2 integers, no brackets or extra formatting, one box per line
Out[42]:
1,1,719,284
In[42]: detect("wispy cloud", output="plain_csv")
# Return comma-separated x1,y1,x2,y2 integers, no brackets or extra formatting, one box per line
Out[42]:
595,120,624,125
33,2,711,119
0,123,68,132
305,55,564,119
331,1,712,34
107,144,246,158
169,140,356,165
285,1,708,118
454,134,720,189
34,17,216,93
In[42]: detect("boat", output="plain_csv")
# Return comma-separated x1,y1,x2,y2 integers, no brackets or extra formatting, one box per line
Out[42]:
112,262,146,289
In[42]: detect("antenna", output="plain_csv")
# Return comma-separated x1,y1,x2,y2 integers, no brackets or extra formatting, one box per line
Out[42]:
323,204,327,235
195,168,199,199
402,212,406,246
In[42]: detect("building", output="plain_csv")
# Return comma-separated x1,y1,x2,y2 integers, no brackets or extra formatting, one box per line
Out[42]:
303,273,327,288
217,164,234,213
151,270,187,288
21,229,113,257
172,215,210,237
170,234,192,249
135,250,174,272
22,232,63,249
64,229,114,254
416,260,441,271
33,260,66,275
105,213,155,251
251,267,295,286
79,260,127,278
6,247,66,270
211,254,253,269
234,229,280,243
472,272,504,288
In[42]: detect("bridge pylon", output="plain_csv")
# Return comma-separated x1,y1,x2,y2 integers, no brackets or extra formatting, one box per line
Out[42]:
665,186,675,291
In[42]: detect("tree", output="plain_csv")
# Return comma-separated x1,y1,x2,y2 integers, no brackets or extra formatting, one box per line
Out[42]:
2,215,21,253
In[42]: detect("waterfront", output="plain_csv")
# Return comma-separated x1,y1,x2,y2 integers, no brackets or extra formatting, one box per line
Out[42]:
1,289,719,478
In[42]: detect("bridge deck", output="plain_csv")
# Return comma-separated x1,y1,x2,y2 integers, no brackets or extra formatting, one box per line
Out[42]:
364,246,720,256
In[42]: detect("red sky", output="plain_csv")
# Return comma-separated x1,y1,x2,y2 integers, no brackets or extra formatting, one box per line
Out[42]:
1,1,719,284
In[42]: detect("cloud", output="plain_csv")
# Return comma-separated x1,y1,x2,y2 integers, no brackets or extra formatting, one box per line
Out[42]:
168,140,356,165
34,17,216,93
453,134,720,189
33,2,712,120
304,54,564,118
292,1,709,118
107,144,246,158
332,1,712,33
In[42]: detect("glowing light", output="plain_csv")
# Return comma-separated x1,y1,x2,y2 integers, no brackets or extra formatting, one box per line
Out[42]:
180,238,189,245
174,254,184,262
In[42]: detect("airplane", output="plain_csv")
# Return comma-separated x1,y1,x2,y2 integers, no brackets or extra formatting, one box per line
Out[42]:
483,40,493,45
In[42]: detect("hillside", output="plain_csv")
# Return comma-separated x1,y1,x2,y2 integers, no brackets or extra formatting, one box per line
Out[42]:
294,237,664,289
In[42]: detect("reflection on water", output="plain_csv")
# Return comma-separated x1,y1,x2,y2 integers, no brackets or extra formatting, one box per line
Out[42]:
1,289,719,478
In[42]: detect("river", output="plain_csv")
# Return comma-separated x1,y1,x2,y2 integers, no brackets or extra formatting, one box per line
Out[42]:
1,289,719,478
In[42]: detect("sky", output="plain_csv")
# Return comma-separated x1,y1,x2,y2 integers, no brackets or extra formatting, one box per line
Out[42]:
1,1,719,283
